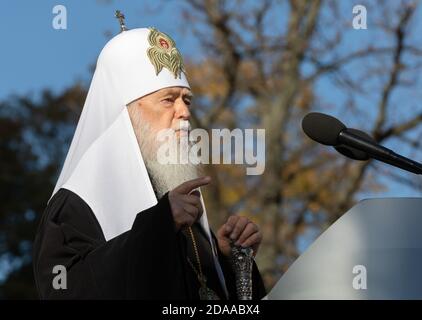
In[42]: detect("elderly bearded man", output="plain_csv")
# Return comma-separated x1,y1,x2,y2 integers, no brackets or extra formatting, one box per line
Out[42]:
33,22,266,300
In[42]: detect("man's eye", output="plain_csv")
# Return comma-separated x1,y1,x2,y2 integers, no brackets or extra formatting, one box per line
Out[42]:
162,98,173,104
184,100,192,106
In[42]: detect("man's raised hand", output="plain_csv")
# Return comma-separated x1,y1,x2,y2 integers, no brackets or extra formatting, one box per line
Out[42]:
168,176,211,231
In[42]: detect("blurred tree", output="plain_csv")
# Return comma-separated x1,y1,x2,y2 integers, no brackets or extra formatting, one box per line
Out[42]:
179,0,422,288
0,86,86,298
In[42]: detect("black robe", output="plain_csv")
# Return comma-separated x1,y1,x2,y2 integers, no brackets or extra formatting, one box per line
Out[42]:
33,188,267,300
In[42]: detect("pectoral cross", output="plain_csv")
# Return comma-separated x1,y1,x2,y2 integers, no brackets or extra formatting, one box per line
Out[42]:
115,10,128,32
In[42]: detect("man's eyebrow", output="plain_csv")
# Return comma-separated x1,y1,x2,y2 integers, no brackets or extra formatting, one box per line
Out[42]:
159,88,193,99
184,92,193,99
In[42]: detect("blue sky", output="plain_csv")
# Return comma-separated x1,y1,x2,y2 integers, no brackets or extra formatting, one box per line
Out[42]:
0,0,194,99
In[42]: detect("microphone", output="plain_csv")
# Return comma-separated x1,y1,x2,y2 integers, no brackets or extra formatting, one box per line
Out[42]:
302,112,422,175
334,128,373,161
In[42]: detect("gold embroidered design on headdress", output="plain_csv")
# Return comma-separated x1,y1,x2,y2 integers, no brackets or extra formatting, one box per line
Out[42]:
147,28,186,79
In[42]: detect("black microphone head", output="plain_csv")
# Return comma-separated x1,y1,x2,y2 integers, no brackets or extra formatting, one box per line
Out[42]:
334,128,376,161
302,112,346,146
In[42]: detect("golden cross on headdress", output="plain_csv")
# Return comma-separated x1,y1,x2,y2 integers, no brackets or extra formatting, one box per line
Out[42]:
115,10,128,32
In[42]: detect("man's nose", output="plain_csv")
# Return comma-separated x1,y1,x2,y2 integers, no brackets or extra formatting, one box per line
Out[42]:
174,100,191,120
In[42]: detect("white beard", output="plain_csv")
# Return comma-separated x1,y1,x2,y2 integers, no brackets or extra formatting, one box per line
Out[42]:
129,109,201,199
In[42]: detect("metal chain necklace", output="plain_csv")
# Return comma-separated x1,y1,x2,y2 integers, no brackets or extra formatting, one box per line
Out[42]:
186,226,220,300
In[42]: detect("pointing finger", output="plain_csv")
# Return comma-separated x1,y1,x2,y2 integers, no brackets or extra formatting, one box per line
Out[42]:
174,176,211,194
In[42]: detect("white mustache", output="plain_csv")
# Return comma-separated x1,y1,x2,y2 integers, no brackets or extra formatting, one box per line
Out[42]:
173,120,191,132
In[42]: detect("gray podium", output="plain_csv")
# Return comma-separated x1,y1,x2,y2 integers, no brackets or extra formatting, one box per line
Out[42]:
265,198,422,299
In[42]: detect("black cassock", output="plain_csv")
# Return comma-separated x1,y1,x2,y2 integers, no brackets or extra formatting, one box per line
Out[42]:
33,189,267,300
